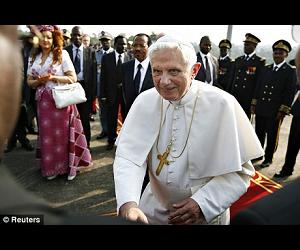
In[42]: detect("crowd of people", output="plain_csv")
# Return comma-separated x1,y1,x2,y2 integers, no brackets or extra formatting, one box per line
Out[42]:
1,25,300,225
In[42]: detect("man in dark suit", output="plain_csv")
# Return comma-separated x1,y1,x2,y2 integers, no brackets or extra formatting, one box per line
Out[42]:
121,33,154,193
230,33,266,119
100,35,131,150
251,40,297,168
217,39,234,92
65,26,97,148
195,36,218,86
122,33,154,118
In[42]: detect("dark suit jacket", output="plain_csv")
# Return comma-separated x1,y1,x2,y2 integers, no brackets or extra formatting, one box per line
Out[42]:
122,60,154,116
195,52,218,86
254,63,296,117
99,51,131,106
231,179,300,225
64,45,97,101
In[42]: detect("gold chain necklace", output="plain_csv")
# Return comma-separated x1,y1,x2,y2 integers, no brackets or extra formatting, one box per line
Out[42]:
155,92,199,176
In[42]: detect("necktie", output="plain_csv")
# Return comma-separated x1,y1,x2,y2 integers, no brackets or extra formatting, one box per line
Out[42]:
245,55,249,61
273,66,278,72
205,56,211,83
74,48,81,74
116,54,122,83
134,64,142,95
117,54,122,67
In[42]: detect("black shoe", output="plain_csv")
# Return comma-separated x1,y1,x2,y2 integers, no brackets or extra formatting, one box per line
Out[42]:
27,127,38,135
97,132,107,140
106,143,115,151
273,171,292,178
22,143,34,151
28,130,38,135
260,160,272,168
252,156,263,163
4,144,16,153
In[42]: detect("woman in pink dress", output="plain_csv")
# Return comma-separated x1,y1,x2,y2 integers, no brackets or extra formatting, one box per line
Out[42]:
27,25,92,181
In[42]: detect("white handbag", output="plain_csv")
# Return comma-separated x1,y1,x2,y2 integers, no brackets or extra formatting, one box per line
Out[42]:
52,82,87,109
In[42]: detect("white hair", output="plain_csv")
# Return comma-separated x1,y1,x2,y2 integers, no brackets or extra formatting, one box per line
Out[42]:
148,35,197,69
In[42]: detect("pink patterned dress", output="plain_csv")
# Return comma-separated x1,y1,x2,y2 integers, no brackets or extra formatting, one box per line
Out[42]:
27,50,92,178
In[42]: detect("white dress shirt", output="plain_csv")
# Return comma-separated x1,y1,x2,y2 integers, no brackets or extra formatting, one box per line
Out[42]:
273,60,286,71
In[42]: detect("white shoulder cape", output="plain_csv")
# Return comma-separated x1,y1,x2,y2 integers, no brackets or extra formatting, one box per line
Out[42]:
116,80,264,178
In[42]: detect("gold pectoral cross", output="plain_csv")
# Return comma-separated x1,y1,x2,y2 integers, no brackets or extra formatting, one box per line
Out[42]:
156,144,171,176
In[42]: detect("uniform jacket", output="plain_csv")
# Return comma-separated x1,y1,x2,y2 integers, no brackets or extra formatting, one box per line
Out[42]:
230,54,266,111
218,56,234,92
95,47,114,96
254,63,296,117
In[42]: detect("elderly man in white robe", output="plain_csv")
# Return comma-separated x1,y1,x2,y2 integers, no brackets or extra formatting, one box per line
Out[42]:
113,35,264,225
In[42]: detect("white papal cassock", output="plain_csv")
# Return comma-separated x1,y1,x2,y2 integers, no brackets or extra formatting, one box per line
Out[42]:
113,80,264,224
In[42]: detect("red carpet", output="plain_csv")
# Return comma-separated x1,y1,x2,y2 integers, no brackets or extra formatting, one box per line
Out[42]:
230,171,282,219
117,106,123,134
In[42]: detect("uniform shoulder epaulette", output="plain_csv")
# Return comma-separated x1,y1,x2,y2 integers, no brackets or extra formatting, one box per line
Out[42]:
284,63,296,69
236,55,244,60
279,104,291,115
260,57,266,62
266,64,273,69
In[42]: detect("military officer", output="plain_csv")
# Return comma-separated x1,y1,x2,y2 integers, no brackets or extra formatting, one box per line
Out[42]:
251,40,297,168
273,48,300,178
62,29,71,47
96,31,114,140
217,39,234,92
230,33,266,118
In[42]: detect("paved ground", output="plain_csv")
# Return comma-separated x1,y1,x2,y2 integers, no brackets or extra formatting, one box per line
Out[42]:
253,115,300,185
2,112,300,217
2,116,117,217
